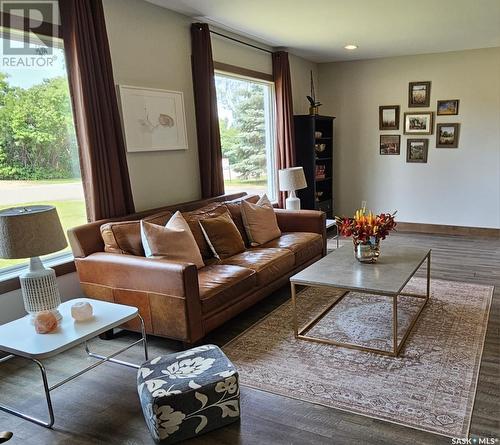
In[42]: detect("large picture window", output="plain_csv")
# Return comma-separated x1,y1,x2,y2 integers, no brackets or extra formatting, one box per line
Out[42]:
0,35,85,271
215,72,276,200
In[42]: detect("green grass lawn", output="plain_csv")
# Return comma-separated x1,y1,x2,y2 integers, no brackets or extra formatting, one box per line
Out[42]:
224,178,267,186
0,199,87,270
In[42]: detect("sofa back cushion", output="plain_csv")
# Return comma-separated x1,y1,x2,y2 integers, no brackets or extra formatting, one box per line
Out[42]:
142,210,174,226
100,220,146,256
199,211,246,260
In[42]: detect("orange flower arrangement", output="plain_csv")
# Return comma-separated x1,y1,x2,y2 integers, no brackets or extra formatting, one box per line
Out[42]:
335,209,397,243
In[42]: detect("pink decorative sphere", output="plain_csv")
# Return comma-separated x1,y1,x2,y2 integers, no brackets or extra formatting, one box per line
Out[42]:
71,301,93,321
34,311,58,334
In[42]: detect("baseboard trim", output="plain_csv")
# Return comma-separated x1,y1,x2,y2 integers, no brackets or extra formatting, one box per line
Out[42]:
396,222,499,238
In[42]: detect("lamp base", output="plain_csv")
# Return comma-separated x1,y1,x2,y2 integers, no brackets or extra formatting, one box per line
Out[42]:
285,191,301,210
20,257,62,322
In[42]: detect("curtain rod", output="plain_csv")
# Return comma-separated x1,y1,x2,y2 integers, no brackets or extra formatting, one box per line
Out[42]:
209,29,273,54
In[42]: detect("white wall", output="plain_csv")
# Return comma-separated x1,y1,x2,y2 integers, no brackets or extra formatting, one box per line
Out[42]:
318,47,500,228
103,0,318,211
103,0,201,212
0,273,82,325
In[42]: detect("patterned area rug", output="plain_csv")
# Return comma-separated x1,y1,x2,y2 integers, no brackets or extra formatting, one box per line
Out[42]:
223,278,493,437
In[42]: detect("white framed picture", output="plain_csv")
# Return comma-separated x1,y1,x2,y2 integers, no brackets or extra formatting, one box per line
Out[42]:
118,85,188,152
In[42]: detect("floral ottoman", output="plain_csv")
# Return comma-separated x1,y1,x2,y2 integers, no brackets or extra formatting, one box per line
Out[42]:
137,345,240,444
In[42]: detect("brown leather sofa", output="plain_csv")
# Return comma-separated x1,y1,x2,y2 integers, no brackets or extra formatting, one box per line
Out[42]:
68,193,326,344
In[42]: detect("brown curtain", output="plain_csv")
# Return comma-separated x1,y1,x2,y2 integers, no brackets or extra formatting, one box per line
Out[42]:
191,23,225,198
272,51,296,208
59,0,135,221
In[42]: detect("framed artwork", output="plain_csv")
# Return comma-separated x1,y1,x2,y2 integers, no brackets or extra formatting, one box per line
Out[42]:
437,99,459,115
118,85,188,152
408,81,431,107
406,139,429,163
379,105,400,130
436,123,460,148
380,134,401,155
404,112,434,135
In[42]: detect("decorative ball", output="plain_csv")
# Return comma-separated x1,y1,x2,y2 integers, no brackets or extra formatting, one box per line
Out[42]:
34,311,58,334
71,301,93,321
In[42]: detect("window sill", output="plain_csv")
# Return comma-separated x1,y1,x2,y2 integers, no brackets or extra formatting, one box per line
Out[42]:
0,253,76,294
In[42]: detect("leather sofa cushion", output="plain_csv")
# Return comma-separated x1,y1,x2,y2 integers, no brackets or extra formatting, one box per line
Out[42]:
260,232,323,266
182,203,228,259
100,220,145,256
198,265,257,314
222,247,294,286
199,211,245,259
143,210,174,226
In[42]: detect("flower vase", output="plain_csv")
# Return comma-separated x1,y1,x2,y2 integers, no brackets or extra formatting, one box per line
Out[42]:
353,237,381,263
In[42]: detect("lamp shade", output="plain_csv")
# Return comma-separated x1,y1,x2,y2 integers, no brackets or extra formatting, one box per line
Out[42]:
278,167,307,192
0,205,67,259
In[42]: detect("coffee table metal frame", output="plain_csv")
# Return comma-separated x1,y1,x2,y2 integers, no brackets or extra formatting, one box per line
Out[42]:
291,250,431,357
0,306,148,429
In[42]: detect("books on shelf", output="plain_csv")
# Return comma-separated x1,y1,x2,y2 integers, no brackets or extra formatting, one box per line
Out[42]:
315,164,326,180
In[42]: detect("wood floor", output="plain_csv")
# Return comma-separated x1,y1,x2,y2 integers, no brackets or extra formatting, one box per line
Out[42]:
0,232,498,444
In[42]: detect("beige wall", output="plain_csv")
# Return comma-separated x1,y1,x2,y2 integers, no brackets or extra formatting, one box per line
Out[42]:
318,48,500,228
103,0,318,211
103,0,201,212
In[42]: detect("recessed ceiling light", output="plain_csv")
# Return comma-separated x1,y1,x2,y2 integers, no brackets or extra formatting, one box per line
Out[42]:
344,44,358,50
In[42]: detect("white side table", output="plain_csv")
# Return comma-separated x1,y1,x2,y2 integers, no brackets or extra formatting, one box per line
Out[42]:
0,298,148,428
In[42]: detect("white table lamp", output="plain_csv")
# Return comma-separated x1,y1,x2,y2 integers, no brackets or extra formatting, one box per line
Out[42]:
279,167,307,210
0,206,68,321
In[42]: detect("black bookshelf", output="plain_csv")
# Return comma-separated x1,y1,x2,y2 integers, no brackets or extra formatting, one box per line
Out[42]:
293,115,335,217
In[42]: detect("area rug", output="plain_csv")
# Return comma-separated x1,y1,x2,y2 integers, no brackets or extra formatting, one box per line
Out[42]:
223,278,493,437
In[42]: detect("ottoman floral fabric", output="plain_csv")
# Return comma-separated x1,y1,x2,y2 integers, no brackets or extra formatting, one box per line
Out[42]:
137,345,240,444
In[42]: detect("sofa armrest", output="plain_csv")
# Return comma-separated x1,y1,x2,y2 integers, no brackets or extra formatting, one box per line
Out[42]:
274,209,327,254
75,252,198,296
75,252,203,342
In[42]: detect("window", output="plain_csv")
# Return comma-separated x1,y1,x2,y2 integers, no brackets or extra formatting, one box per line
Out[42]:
0,34,86,272
215,72,276,201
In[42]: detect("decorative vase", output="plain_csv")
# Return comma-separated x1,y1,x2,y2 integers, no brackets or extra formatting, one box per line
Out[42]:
309,105,319,115
353,237,381,263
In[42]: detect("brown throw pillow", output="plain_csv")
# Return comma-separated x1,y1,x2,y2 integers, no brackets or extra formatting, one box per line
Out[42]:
241,194,281,246
182,204,228,259
140,211,204,268
199,212,246,260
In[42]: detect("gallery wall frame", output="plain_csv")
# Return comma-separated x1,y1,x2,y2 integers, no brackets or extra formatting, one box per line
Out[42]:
407,138,429,163
408,81,431,107
437,99,460,115
404,112,434,135
380,134,401,155
436,123,460,148
379,105,400,130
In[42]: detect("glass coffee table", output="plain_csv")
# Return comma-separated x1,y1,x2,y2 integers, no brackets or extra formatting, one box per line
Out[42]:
290,244,431,357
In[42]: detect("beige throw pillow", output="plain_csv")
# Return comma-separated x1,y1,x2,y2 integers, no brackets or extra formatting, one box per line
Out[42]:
241,194,281,246
140,211,204,268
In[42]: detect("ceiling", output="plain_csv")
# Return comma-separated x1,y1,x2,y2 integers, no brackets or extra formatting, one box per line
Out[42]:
146,0,500,63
